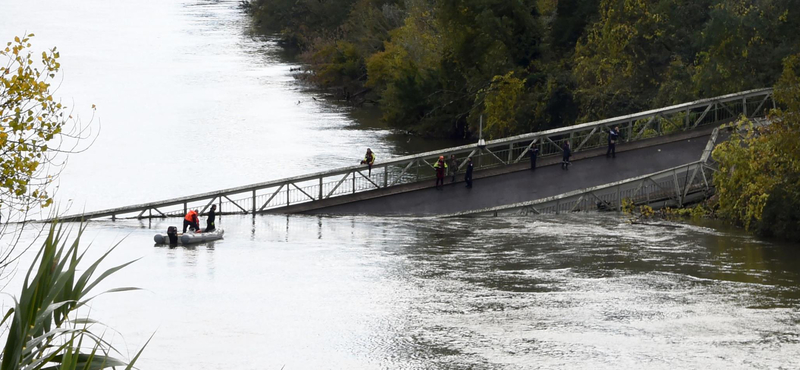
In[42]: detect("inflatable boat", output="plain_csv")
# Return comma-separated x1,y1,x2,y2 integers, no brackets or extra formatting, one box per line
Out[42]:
154,227,224,245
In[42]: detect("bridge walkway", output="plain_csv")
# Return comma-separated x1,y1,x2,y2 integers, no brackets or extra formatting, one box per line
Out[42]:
304,129,712,216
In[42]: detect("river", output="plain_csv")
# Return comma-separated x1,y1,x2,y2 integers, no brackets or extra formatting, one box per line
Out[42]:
2,0,800,369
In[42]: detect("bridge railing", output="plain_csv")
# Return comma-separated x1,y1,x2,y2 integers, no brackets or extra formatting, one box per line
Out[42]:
443,160,715,217
58,88,771,221
445,127,723,217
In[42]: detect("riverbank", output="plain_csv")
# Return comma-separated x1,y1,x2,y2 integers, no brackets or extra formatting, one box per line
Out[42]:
243,0,799,139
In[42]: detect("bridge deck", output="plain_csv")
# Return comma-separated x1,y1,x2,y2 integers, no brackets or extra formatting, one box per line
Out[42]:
49,88,771,222
306,135,710,216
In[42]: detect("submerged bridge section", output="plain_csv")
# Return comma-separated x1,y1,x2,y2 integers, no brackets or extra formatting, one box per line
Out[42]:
57,88,774,221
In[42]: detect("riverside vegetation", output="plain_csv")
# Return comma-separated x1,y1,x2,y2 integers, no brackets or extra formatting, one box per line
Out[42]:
244,1,800,240
624,55,800,243
244,0,799,139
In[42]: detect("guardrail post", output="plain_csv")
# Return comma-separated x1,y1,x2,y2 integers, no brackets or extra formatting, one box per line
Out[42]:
627,120,632,142
508,143,513,163
617,185,621,211
384,166,388,188
287,185,290,206
685,109,690,129
184,202,187,215
713,103,717,123
743,97,747,117
319,178,323,200
352,172,356,194
673,170,682,207
252,190,256,214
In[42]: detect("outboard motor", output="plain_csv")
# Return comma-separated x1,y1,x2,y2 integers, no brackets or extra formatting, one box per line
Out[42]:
167,226,178,245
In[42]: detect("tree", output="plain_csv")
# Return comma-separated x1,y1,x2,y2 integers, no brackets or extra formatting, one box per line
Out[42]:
573,0,713,120
712,53,800,239
1,34,95,220
692,0,799,98
478,71,525,139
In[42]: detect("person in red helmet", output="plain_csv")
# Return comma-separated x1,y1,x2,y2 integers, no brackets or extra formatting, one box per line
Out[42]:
433,155,448,190
183,209,200,233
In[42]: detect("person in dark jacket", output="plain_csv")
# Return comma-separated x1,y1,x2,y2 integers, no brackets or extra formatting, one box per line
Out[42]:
448,154,459,182
183,209,200,233
464,157,474,188
433,156,447,189
561,141,571,170
528,145,539,170
205,204,217,232
607,126,619,158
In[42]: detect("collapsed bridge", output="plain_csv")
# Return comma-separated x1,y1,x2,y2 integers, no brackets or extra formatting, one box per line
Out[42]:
56,88,774,221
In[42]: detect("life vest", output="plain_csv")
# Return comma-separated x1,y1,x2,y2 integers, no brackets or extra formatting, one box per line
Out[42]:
184,210,198,222
434,160,447,177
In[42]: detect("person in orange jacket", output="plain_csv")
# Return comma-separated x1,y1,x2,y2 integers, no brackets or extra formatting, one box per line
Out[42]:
183,209,200,233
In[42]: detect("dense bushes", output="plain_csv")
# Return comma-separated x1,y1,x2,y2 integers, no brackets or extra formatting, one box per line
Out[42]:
245,0,800,138
712,54,800,242
758,181,800,242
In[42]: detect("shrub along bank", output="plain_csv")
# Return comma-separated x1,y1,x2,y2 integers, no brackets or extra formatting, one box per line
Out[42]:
625,55,800,242
244,0,800,139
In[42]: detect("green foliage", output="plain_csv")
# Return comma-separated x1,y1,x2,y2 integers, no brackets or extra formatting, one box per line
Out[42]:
0,223,148,369
1,35,96,219
247,0,800,139
758,180,800,242
692,0,798,97
248,0,360,45
621,197,635,214
479,71,525,139
573,0,714,120
712,53,800,236
1,35,83,213
712,120,775,229
305,40,365,88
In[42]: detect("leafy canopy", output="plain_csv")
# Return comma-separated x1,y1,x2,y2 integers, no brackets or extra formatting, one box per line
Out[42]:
712,53,800,233
1,35,94,216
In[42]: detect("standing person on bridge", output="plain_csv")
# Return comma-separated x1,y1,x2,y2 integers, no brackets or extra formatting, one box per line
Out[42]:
607,126,619,158
361,148,376,176
448,154,459,182
205,204,217,232
528,145,539,171
434,155,447,190
464,157,474,188
561,141,571,170
183,209,200,233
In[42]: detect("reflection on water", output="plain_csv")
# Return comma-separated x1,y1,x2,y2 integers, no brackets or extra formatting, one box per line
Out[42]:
0,0,467,216
3,214,796,369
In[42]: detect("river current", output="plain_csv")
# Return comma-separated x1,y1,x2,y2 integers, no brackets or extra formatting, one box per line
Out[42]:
1,1,799,369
